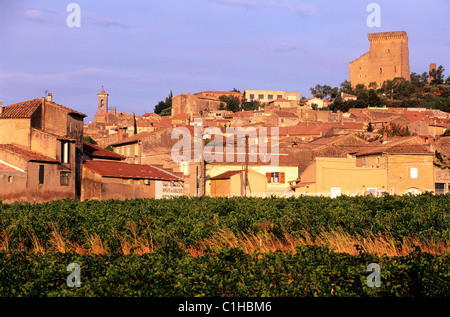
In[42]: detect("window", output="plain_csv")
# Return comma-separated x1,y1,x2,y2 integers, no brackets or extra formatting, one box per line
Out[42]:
60,171,70,186
258,94,264,100
8,176,13,183
379,67,383,75
266,172,285,184
268,94,273,100
277,95,283,99
38,165,44,184
435,183,445,194
61,141,70,164
249,94,255,100
410,167,418,179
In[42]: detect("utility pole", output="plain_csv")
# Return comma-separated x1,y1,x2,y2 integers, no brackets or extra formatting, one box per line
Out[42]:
244,134,249,196
199,109,206,196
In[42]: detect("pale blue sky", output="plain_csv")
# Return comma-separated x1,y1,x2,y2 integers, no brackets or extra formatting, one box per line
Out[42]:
0,0,449,122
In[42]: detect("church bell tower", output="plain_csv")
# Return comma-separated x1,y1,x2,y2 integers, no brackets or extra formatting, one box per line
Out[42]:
97,87,109,114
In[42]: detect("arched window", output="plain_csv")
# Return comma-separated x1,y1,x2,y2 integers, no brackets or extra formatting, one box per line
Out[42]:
379,67,383,75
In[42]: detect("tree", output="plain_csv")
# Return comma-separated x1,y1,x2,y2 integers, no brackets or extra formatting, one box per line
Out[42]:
367,122,374,132
339,80,353,94
410,72,424,88
420,72,430,85
434,65,445,85
310,84,339,99
241,99,261,111
154,90,173,115
83,136,97,145
378,122,410,137
367,89,382,107
219,95,241,112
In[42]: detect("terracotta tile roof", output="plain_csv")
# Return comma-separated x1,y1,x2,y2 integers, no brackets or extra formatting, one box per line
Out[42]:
342,122,365,130
210,170,242,180
273,111,298,118
291,181,315,189
0,98,86,119
172,113,190,120
110,131,155,146
83,160,183,181
83,141,126,160
279,122,336,136
47,99,87,117
0,144,59,163
206,151,299,166
0,162,19,172
0,99,41,118
403,111,426,122
353,137,433,156
350,112,369,118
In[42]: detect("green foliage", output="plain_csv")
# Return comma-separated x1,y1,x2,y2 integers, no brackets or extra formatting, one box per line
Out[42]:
154,91,173,116
0,195,449,297
83,136,97,145
219,95,241,112
0,246,448,297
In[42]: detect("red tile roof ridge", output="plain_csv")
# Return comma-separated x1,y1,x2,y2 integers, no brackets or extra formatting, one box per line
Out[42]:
0,143,59,163
83,160,183,181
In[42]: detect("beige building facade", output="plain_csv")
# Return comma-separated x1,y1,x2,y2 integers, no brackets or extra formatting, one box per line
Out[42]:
243,90,300,104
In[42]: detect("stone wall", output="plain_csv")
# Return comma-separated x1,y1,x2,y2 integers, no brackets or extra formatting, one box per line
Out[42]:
350,31,410,88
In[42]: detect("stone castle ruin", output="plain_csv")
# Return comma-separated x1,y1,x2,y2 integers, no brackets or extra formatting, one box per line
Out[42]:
350,31,410,89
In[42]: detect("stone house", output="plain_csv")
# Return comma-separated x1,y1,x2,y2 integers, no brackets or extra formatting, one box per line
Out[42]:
290,157,388,197
352,136,434,195
0,95,86,203
209,169,267,197
81,160,183,200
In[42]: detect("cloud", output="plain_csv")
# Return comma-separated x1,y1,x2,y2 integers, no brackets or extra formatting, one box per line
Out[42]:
205,0,317,16
274,41,304,53
205,0,276,9
22,6,133,29
85,16,135,29
23,7,59,24
282,1,317,16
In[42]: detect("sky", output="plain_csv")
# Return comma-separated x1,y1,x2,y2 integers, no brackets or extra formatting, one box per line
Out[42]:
0,0,449,123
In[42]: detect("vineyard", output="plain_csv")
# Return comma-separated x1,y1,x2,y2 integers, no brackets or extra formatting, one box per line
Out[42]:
0,193,449,296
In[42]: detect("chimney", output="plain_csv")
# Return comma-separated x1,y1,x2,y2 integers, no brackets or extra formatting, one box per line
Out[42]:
382,132,388,144
118,127,124,140
47,92,53,102
0,101,3,115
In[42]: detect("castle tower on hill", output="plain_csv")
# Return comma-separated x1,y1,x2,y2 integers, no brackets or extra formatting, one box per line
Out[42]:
349,31,410,89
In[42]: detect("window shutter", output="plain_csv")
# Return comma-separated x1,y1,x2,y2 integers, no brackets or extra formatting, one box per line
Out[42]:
280,172,285,183
266,172,271,183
